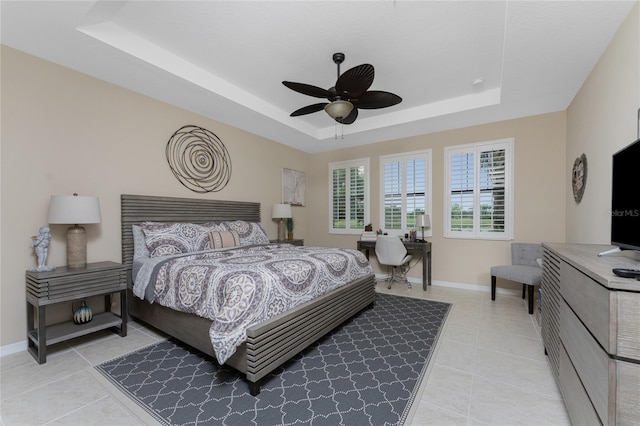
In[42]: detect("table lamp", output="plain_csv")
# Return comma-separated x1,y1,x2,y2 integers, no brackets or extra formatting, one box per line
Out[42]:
272,203,292,242
48,193,102,268
415,214,430,242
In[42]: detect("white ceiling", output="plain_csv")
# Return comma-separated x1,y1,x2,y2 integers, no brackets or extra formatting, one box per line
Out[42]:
1,1,636,153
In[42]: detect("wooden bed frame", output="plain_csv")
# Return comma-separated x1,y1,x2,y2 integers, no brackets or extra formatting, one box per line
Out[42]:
121,194,376,395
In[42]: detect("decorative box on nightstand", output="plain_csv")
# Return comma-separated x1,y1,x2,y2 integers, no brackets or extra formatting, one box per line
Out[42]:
25,261,127,364
270,239,304,246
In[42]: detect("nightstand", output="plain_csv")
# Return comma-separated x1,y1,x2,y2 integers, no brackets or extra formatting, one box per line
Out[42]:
270,239,304,246
25,261,127,364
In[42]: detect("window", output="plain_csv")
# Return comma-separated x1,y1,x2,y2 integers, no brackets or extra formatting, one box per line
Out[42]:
444,138,513,240
380,150,432,236
329,158,369,234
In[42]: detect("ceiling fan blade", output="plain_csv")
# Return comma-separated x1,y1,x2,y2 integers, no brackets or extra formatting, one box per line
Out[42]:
337,107,358,125
283,81,331,99
335,64,374,98
290,103,328,116
354,91,402,109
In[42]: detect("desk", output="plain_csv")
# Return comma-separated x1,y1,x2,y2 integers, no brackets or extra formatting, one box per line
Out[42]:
357,240,432,291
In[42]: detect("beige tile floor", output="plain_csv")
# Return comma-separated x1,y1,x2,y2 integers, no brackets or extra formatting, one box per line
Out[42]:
0,283,570,426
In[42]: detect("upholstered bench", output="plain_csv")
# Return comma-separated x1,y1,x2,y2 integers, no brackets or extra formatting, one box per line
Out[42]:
490,243,543,314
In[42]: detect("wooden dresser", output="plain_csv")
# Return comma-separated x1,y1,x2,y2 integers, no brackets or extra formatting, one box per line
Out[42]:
541,243,640,425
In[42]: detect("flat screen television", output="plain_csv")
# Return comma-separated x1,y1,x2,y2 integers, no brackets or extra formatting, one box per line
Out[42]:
611,137,640,252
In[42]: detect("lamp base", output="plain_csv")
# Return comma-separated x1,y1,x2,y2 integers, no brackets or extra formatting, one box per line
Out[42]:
277,219,286,241
67,225,87,268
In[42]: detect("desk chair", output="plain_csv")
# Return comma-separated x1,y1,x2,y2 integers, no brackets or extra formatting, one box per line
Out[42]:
490,243,543,314
375,236,413,289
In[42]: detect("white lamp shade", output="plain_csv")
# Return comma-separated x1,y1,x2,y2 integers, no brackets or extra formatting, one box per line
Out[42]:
48,195,102,224
271,203,292,219
415,214,431,228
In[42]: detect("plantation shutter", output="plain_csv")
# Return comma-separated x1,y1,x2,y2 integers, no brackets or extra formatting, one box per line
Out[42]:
383,160,402,230
479,149,506,233
349,165,366,229
380,150,431,234
332,168,346,229
449,152,474,232
406,157,426,228
329,159,369,233
445,139,513,240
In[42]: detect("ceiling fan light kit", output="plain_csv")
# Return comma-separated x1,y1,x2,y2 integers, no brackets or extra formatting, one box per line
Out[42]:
324,100,354,121
283,52,402,126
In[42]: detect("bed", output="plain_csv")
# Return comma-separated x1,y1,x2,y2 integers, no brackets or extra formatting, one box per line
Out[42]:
121,194,376,395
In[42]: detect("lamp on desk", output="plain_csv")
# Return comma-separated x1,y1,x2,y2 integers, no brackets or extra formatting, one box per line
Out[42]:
48,193,102,269
415,214,430,242
272,203,292,242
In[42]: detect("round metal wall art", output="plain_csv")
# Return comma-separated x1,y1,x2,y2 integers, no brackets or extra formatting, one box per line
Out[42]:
572,153,587,203
166,125,232,193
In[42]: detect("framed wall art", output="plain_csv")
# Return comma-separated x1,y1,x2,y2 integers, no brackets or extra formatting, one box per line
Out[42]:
572,153,587,204
282,168,305,206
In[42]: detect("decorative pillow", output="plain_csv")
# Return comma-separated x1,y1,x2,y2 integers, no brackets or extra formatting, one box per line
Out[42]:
208,230,241,249
132,225,150,259
221,220,270,245
141,221,225,257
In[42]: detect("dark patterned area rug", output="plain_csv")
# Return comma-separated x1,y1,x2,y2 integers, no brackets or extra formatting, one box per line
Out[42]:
96,294,450,426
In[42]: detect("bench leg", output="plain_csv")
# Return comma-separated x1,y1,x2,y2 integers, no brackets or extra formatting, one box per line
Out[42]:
527,285,535,314
491,276,496,300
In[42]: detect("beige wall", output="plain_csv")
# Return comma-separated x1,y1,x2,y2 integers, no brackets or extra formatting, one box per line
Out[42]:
307,112,567,287
0,46,308,347
566,2,640,243
3,0,637,349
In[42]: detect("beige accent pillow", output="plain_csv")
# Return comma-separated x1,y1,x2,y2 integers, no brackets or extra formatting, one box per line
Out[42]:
208,230,241,249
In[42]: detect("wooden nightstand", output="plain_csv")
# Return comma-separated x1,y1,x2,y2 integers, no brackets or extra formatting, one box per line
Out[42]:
25,261,127,364
270,239,304,246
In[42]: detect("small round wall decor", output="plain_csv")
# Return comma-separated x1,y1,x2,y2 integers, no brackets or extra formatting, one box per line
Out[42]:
572,153,587,203
166,125,232,193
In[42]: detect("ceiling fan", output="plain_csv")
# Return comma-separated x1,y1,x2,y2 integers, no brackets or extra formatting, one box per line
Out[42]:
282,52,402,124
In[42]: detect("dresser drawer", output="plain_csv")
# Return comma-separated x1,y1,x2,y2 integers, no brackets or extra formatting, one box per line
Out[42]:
560,298,610,423
617,361,640,424
560,262,613,352
558,344,600,426
617,291,640,359
561,262,640,359
25,263,127,304
560,298,640,425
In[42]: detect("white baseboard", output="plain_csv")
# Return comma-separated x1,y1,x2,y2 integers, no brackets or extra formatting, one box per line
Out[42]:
0,340,27,357
375,273,521,296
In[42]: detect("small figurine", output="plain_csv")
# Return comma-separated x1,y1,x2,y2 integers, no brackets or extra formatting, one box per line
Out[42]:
29,225,55,272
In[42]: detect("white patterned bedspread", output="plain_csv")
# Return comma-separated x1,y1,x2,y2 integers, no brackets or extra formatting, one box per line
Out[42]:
133,244,372,364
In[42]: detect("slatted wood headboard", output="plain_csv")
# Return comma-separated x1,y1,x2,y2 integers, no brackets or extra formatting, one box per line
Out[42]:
120,194,261,271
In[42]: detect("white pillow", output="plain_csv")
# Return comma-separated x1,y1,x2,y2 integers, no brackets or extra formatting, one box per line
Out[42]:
132,225,150,259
